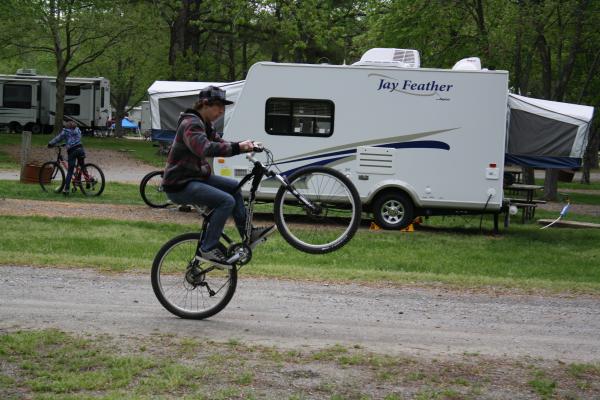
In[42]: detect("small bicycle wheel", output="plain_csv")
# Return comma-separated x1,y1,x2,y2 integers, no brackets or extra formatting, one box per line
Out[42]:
274,166,361,254
151,232,237,319
79,163,105,196
39,161,65,193
140,170,170,208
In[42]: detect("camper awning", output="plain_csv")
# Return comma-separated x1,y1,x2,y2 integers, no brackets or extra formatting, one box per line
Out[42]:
506,94,594,168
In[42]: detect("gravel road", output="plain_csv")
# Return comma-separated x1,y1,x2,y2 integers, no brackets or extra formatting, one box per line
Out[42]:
1,265,599,362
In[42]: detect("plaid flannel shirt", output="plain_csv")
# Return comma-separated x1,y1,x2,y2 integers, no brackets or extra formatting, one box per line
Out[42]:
162,109,240,193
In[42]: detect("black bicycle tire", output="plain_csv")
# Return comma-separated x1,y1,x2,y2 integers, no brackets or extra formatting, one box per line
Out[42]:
38,161,65,193
140,170,170,208
274,166,361,254
79,163,105,196
151,232,238,319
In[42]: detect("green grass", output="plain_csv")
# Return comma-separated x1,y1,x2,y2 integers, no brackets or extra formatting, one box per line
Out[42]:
1,214,600,293
535,177,600,191
0,149,15,169
0,179,145,205
555,191,600,205
0,133,166,167
2,330,599,399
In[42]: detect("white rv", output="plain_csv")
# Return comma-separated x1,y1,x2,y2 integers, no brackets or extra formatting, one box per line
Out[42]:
0,69,111,134
147,49,593,229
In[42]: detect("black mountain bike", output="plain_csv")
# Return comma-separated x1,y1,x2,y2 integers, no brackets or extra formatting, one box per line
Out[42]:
139,170,171,208
151,147,361,319
39,145,105,196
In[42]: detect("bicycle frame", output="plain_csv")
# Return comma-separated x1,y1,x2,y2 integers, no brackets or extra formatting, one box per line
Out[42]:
53,145,89,184
194,152,322,266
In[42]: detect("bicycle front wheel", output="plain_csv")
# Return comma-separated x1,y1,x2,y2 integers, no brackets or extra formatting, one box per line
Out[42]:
140,170,170,208
151,232,237,319
79,163,105,196
39,161,65,193
274,166,361,254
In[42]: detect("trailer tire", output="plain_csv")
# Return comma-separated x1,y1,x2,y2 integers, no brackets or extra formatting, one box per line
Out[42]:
30,124,42,134
372,192,414,230
8,122,22,134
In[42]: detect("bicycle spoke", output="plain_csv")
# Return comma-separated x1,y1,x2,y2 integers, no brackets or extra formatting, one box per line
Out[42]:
151,234,237,319
80,163,105,196
275,168,361,253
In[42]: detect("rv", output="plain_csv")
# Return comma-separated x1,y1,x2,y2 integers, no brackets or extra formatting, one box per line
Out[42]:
0,69,111,134
148,49,593,229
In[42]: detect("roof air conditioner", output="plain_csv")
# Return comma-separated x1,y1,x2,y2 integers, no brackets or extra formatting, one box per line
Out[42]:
16,68,37,76
353,48,421,68
452,57,481,71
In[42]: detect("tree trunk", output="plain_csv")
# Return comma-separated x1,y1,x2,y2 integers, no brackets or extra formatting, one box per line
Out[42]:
54,68,67,135
543,169,559,201
522,167,535,185
241,39,248,78
227,33,236,81
581,122,599,184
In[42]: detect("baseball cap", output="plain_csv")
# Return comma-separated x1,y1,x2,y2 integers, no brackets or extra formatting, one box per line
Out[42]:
198,86,234,105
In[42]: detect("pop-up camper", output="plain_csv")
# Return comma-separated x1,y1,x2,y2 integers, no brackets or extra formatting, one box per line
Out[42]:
506,93,593,169
147,80,242,143
147,49,594,229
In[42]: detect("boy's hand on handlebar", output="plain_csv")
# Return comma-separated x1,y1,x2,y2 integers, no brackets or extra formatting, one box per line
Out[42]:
252,141,264,152
238,140,254,153
239,140,264,153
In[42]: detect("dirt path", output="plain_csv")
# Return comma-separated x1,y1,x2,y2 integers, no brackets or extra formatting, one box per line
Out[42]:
1,265,599,363
0,145,157,184
0,198,203,225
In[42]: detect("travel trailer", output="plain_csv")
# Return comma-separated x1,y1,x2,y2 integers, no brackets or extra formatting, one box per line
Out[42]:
147,49,593,229
0,69,111,133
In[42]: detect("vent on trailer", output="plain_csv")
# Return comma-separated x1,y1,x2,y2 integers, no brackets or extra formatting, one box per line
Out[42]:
16,68,37,76
356,146,395,175
353,48,420,68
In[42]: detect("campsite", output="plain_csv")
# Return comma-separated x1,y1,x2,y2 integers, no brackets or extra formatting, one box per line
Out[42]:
2,1,600,399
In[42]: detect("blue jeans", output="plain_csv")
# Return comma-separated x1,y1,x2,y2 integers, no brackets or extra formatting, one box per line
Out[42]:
65,146,86,191
166,175,247,252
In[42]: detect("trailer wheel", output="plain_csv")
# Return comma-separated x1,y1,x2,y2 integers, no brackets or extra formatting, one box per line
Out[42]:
30,124,43,134
8,122,22,133
372,192,414,230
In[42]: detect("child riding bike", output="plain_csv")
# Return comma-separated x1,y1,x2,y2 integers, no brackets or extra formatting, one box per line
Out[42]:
47,120,88,196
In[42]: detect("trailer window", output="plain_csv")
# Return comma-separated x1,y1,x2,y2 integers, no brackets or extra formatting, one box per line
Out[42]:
3,84,32,108
101,87,105,107
64,103,80,116
265,98,334,137
65,85,80,96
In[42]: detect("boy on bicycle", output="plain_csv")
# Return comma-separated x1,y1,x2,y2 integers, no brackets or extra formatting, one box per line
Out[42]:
162,86,276,267
47,120,88,196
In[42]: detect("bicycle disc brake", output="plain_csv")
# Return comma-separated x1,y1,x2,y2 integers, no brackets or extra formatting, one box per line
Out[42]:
227,243,252,266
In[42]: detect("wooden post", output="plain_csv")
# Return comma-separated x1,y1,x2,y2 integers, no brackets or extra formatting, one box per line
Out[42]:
19,132,32,182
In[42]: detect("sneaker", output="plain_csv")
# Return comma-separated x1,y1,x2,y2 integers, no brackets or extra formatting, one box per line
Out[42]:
249,225,277,248
61,189,69,196
199,247,232,268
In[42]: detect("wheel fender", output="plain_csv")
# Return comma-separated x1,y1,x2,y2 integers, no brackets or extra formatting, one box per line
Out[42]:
365,179,421,208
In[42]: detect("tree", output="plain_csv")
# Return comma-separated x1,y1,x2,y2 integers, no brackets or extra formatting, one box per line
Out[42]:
0,0,133,133
82,1,170,137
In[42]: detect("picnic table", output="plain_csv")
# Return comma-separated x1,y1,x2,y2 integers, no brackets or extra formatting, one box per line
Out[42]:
504,184,545,223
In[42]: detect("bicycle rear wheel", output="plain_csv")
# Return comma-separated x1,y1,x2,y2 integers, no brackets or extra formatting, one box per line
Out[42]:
79,163,105,196
274,166,361,254
140,170,170,208
38,161,65,193
151,232,237,319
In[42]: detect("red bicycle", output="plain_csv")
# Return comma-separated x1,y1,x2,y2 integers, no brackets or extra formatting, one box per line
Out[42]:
38,145,105,196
